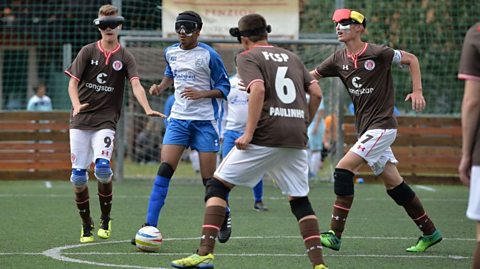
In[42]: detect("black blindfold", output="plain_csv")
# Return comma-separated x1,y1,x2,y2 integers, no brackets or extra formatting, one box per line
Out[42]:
93,16,125,30
229,25,271,43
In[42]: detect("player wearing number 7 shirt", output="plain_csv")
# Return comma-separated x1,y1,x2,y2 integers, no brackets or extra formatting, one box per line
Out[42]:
64,4,164,244
310,8,442,252
172,13,329,269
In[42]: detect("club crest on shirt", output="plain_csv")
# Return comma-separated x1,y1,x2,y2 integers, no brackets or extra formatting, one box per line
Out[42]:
195,57,205,68
364,60,375,71
112,60,123,71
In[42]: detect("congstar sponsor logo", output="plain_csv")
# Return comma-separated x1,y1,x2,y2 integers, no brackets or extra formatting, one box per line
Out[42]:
85,73,114,92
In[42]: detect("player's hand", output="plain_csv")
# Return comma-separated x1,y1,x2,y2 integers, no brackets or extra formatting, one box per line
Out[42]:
181,88,205,100
72,103,89,117
459,156,472,186
238,80,246,91
149,84,162,96
323,141,331,150
235,133,253,150
405,91,426,112
145,109,166,118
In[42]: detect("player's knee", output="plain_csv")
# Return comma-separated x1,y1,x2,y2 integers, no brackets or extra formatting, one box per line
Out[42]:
70,168,88,186
387,181,415,206
94,158,113,183
157,162,175,178
205,179,230,202
290,197,315,221
334,168,355,196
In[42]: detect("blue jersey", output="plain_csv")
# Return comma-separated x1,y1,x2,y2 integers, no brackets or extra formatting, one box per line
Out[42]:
164,42,230,121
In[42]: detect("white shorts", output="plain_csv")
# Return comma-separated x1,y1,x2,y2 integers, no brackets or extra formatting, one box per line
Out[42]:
350,129,398,176
467,166,480,221
214,144,309,197
70,129,115,169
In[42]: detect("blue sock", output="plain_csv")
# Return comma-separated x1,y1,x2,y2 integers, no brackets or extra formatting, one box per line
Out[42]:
253,179,264,203
146,176,171,226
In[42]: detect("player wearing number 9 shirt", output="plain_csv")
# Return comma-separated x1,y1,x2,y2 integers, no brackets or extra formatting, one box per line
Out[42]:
64,4,164,244
172,13,329,269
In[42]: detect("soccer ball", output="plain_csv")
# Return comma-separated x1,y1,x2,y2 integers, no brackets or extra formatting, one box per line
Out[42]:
135,226,163,252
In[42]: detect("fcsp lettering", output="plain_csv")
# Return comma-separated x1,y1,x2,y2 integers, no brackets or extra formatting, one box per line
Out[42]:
262,51,289,62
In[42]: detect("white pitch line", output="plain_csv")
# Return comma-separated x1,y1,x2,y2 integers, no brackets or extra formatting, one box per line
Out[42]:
42,240,167,269
2,251,470,261
43,252,473,260
415,185,436,192
0,235,471,268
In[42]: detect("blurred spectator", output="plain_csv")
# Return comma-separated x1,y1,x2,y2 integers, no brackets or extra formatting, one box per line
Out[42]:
27,83,52,111
322,113,337,161
5,93,23,110
1,7,15,26
135,119,162,163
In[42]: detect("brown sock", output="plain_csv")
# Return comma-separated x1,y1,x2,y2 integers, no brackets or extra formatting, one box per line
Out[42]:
473,242,480,269
198,205,225,256
330,195,354,238
75,187,91,225
299,217,324,266
403,196,436,235
98,181,113,220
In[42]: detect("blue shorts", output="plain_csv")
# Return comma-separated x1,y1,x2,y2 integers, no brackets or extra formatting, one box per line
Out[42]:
163,118,219,152
222,130,242,158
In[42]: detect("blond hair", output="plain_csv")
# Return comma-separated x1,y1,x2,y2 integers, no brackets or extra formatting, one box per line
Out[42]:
98,4,118,17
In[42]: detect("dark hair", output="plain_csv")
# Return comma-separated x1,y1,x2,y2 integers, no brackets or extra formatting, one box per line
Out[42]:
34,83,46,93
176,10,203,30
238,14,271,42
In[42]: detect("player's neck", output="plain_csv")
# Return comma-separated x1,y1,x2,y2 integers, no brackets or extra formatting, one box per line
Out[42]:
247,40,269,49
180,41,198,50
345,39,365,55
254,40,269,46
100,39,119,52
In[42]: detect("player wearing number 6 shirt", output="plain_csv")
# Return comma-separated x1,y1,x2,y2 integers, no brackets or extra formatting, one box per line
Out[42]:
172,13,329,269
65,4,164,244
310,8,442,253
458,22,480,269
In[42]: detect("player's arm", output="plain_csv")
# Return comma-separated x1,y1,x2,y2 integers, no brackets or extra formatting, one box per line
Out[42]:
131,79,166,118
459,79,480,185
235,81,264,150
399,50,426,112
181,88,224,100
67,77,88,117
310,70,323,80
150,76,174,96
306,82,322,127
